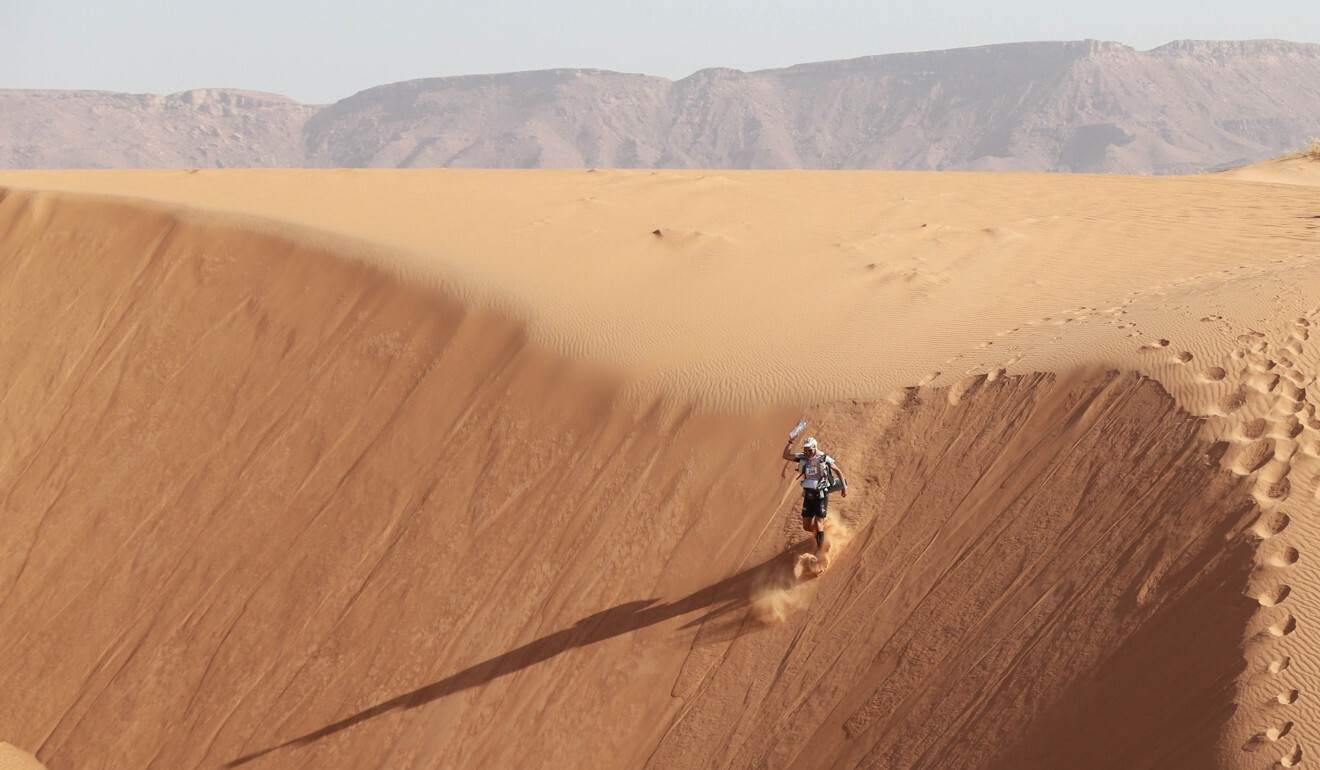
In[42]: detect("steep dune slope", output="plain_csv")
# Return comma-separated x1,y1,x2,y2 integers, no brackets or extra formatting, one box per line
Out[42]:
648,373,1259,769
0,184,1307,770
0,190,799,769
0,744,44,770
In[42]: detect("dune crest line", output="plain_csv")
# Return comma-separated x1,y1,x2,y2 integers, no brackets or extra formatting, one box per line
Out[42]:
2,166,1319,768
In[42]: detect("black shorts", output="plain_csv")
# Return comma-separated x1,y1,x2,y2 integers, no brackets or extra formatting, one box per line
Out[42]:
801,488,829,519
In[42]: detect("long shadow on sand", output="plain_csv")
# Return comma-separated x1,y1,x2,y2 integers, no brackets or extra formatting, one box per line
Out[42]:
226,542,809,767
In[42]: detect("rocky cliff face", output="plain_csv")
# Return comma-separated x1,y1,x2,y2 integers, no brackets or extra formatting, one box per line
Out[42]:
0,89,316,168
4,40,1318,173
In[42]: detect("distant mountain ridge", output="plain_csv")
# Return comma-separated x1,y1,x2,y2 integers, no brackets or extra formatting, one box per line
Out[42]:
3,39,1320,173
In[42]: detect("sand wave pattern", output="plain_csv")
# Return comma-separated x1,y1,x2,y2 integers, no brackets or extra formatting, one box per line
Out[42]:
0,188,1309,769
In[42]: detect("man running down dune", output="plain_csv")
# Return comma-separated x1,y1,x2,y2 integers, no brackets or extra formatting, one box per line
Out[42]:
782,435,848,568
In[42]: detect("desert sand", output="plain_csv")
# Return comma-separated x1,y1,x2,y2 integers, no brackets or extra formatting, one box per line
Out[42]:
0,157,1317,768
0,744,45,770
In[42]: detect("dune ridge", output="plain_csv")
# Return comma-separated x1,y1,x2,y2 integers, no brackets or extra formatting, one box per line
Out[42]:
0,163,1318,768
2,165,1320,412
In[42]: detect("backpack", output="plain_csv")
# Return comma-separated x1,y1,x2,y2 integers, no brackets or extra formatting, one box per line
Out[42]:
822,456,844,492
800,453,839,491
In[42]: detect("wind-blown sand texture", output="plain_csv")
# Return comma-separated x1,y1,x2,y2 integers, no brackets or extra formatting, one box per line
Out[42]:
0,744,44,770
0,158,1318,768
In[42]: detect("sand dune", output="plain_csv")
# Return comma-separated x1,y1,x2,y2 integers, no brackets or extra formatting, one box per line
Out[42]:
1220,153,1320,187
3,163,1319,410
1,157,1318,768
0,744,44,770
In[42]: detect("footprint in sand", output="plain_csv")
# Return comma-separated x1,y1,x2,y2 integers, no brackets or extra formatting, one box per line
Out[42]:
1247,373,1282,394
1218,388,1250,414
1271,417,1305,440
1269,614,1298,637
1247,354,1276,372
1173,351,1193,363
1243,722,1295,751
1259,585,1293,607
1241,418,1269,441
1236,439,1277,474
1201,367,1228,382
1265,547,1301,568
1262,477,1293,503
1278,689,1301,705
1253,510,1290,538
1269,656,1294,674
1282,744,1303,767
947,374,988,406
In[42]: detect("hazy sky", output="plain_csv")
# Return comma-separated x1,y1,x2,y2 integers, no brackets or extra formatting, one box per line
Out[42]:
4,0,1319,103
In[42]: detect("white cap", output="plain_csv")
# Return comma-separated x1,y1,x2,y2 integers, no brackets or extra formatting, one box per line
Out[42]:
802,437,818,449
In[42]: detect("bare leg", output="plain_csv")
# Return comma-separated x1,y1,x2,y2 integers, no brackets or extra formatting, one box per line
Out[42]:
814,517,830,567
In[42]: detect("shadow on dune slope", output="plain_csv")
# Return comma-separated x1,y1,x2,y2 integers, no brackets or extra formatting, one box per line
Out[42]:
651,372,1259,770
224,543,810,766
0,188,1262,770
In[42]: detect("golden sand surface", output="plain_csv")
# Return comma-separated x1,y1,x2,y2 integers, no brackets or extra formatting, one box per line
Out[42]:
0,744,44,770
0,159,1317,768
2,164,1318,411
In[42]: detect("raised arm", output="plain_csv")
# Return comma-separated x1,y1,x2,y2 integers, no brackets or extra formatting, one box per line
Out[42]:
782,438,797,461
